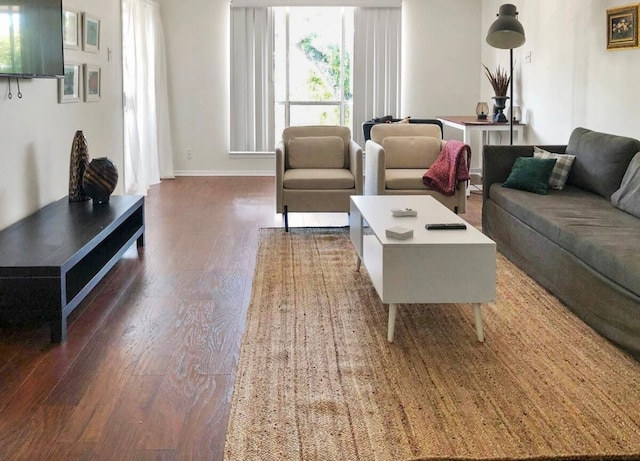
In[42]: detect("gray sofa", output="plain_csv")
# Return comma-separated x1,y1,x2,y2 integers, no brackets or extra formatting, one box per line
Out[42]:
482,127,640,358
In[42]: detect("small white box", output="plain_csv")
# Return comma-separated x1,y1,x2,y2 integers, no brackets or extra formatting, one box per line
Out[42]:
385,226,414,240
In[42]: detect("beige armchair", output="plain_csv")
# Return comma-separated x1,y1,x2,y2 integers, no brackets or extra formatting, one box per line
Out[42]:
364,124,467,214
276,126,363,231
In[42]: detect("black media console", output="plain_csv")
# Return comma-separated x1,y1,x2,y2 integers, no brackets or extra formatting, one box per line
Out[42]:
0,195,144,342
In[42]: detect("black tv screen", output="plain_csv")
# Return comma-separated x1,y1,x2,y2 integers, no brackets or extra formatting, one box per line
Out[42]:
0,0,64,78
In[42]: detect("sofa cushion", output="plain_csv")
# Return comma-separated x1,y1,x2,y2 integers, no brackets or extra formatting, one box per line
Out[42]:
385,169,431,190
611,152,640,219
489,183,640,296
566,127,640,199
288,136,345,169
283,168,354,190
502,157,557,195
534,147,576,190
381,136,442,169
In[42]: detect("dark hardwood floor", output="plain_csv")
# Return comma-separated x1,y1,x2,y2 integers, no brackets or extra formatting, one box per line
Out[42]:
0,177,482,460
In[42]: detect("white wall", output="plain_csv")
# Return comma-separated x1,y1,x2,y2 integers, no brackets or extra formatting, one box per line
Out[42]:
402,0,483,169
159,0,482,175
402,0,483,118
157,0,273,175
481,0,640,144
0,0,124,231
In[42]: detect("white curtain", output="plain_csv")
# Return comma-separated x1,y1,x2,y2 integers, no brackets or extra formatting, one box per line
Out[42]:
230,7,274,152
122,0,174,195
352,7,402,148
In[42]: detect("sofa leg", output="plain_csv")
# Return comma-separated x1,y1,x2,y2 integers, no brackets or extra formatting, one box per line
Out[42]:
454,206,459,214
284,206,289,232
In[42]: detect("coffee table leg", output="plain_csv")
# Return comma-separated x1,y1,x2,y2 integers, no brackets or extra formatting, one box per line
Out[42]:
388,303,397,342
473,303,484,342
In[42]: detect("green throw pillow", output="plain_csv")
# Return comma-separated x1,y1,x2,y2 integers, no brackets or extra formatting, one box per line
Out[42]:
502,157,557,195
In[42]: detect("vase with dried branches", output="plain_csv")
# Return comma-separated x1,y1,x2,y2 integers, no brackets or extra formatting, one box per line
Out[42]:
483,64,510,122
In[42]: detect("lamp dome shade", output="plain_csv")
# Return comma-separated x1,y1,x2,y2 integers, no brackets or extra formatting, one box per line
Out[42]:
486,4,526,49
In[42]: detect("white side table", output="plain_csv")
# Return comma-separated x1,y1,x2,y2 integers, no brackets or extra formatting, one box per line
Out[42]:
437,116,525,176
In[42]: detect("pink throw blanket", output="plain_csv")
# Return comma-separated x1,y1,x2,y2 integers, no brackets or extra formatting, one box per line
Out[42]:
422,140,471,196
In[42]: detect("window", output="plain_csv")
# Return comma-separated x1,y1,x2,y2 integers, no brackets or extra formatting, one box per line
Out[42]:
0,6,22,74
273,7,353,139
230,2,401,154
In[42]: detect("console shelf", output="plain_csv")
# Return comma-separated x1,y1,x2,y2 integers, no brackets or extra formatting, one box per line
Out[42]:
0,195,145,342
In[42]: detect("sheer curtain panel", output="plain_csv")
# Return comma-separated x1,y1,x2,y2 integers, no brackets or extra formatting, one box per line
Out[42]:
122,0,174,195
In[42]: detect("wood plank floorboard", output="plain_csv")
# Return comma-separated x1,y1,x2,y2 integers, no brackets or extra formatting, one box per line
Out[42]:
0,177,482,460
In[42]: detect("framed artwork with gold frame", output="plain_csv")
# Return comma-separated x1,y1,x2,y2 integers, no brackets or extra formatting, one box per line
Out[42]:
607,4,639,50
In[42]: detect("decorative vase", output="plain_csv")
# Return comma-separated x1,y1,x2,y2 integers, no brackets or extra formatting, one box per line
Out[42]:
83,157,118,205
492,96,509,123
68,130,90,202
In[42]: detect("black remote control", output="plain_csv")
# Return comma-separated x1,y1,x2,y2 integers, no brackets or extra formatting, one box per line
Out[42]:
425,223,467,230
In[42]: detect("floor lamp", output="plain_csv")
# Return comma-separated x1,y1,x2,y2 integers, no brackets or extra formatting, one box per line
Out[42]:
486,4,526,145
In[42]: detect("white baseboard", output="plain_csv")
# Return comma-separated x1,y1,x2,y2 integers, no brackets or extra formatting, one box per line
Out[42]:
174,170,275,177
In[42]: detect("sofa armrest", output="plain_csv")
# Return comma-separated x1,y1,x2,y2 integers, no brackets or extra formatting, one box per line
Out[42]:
275,141,286,213
348,139,364,194
481,144,568,202
365,140,386,195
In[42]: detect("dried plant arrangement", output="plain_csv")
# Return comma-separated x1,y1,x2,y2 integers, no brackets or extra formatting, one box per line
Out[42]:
482,64,510,97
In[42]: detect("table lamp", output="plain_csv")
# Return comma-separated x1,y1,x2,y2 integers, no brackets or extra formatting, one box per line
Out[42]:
476,102,490,120
486,4,525,145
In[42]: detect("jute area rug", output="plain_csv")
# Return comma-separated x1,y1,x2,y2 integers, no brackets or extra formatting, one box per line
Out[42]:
224,228,640,461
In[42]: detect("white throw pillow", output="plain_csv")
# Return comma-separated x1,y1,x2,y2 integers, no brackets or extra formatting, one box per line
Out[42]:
533,146,576,190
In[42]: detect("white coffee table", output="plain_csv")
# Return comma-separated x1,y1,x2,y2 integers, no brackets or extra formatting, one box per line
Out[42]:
349,195,496,342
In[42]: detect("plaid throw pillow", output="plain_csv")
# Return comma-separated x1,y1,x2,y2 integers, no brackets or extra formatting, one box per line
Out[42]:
533,147,576,190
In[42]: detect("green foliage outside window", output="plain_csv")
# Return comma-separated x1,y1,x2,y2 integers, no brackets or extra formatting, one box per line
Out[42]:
297,34,352,102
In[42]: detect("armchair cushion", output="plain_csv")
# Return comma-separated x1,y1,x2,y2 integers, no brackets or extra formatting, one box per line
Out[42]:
385,169,431,190
381,136,442,169
288,136,345,169
283,168,355,190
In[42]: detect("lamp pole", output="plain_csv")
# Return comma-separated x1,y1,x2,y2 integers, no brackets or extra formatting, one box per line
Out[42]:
510,48,514,145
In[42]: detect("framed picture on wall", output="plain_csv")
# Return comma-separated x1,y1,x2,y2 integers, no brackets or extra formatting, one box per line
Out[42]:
59,63,82,103
607,4,639,50
63,9,80,49
83,13,100,52
84,64,101,102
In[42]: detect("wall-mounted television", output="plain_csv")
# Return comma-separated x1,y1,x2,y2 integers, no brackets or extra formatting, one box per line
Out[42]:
0,0,64,78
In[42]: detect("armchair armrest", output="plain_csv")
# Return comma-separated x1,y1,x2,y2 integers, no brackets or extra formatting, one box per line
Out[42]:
275,140,286,212
364,140,386,195
348,140,363,194
481,144,567,202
